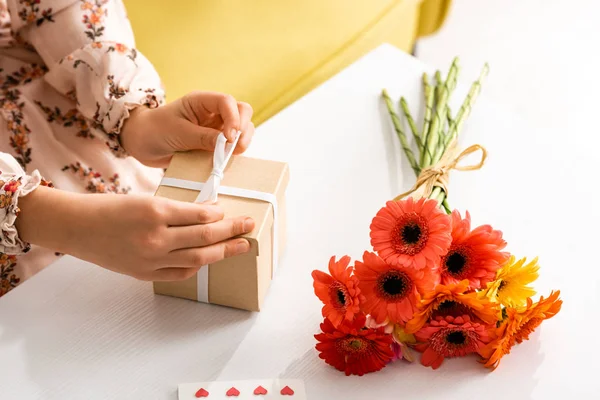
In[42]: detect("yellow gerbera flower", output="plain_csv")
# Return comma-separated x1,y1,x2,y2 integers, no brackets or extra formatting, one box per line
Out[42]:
483,256,539,307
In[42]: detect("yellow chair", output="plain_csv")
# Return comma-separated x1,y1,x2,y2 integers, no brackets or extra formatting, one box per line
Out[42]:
125,0,451,125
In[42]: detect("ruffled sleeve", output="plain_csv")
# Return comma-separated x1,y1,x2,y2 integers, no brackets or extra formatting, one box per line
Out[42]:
7,0,166,156
0,153,51,255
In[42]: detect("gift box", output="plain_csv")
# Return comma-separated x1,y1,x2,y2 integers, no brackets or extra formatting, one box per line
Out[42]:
153,136,289,311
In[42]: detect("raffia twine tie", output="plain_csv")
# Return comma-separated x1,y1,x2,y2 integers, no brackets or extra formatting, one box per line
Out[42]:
394,139,488,201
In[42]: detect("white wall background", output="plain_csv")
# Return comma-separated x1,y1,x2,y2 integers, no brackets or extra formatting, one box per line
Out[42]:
419,0,599,147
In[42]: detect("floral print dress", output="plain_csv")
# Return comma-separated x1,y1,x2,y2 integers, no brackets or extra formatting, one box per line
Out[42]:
0,0,166,297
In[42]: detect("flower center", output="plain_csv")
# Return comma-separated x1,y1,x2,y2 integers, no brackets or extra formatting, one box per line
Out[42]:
430,328,478,357
445,251,467,275
401,224,421,244
337,336,369,354
393,214,429,256
329,283,349,309
445,331,466,345
432,300,474,319
377,270,412,301
498,280,507,292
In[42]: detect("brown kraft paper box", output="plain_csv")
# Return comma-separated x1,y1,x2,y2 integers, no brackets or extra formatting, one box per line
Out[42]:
153,150,289,311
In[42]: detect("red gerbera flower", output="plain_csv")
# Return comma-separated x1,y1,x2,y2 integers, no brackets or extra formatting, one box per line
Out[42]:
312,256,365,328
440,210,509,289
354,251,431,325
314,314,394,376
370,197,452,270
414,314,493,370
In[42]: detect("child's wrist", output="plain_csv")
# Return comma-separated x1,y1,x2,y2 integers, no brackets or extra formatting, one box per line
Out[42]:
15,186,84,253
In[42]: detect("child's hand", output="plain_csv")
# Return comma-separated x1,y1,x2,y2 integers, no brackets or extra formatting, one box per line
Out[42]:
16,186,255,281
121,91,255,168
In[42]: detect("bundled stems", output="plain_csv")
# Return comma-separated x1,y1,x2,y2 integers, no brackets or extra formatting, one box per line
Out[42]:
382,58,487,214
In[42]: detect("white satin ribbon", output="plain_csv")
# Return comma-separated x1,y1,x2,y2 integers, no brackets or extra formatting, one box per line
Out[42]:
159,133,279,304
195,132,240,204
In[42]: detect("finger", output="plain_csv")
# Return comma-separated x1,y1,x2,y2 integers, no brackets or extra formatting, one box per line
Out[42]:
167,216,255,250
167,119,222,152
219,94,241,141
234,102,255,154
237,102,253,130
165,199,225,226
152,266,202,282
195,92,241,141
234,121,254,154
165,238,251,267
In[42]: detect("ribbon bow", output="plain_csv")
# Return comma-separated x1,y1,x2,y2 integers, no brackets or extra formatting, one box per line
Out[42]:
195,131,241,204
395,139,487,201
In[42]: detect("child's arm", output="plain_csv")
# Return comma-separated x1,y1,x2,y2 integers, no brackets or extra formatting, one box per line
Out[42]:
1,151,254,281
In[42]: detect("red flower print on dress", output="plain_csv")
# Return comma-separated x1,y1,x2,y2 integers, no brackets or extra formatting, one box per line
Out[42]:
2,180,21,194
0,90,32,167
62,162,130,194
0,254,20,297
107,43,138,65
17,0,54,26
107,75,126,99
80,0,109,43
1,64,47,91
35,101,95,139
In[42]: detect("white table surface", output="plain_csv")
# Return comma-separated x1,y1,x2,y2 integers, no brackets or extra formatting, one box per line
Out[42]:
0,44,597,400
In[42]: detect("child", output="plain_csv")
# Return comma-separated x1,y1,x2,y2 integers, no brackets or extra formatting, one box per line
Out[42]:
0,0,255,297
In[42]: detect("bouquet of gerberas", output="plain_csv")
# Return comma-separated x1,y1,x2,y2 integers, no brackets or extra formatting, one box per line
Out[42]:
311,58,562,376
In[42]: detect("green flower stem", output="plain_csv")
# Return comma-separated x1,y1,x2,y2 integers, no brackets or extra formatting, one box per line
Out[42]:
443,63,490,150
420,74,434,166
447,105,454,128
422,58,460,169
429,187,451,214
400,97,423,153
382,89,420,176
435,70,443,101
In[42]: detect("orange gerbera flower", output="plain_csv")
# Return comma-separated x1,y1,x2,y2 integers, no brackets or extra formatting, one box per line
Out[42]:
405,280,500,334
354,251,427,325
440,210,509,289
312,256,364,328
370,197,452,270
480,290,562,370
414,315,493,369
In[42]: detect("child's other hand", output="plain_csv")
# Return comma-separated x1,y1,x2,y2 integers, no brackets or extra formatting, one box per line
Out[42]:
16,186,255,281
121,91,255,168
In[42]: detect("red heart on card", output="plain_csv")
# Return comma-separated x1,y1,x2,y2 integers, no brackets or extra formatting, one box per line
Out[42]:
195,388,209,398
280,386,294,396
253,385,268,395
226,387,240,397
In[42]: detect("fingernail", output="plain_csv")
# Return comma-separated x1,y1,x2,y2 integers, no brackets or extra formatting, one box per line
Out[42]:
243,217,255,232
236,240,250,253
231,128,241,140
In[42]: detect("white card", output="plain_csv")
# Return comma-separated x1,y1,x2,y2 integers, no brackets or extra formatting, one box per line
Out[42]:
178,379,306,400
